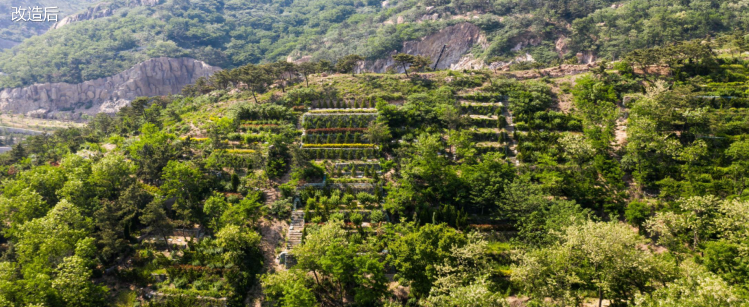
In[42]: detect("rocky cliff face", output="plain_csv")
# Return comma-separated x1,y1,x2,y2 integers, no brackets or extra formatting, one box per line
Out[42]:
51,2,115,29
52,0,159,30
0,57,220,120
357,23,486,73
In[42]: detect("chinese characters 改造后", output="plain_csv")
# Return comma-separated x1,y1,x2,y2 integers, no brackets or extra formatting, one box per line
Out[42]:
11,6,58,22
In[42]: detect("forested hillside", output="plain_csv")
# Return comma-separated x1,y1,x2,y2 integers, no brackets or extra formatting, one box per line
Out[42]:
1,0,748,89
0,33,749,306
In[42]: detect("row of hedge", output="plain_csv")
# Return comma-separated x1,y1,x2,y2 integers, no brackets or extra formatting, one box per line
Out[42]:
466,116,507,128
329,164,380,178
303,133,368,144
208,152,256,170
240,124,288,132
461,104,503,116
307,108,377,114
467,130,500,142
302,143,376,148
328,177,377,183
475,144,507,155
302,114,377,129
241,119,287,125
305,148,379,160
227,132,269,143
461,92,504,102
329,162,381,172
515,131,564,163
514,110,583,131
306,127,367,133
312,97,377,109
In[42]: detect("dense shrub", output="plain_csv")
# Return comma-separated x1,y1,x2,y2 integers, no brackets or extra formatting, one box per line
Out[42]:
270,198,294,219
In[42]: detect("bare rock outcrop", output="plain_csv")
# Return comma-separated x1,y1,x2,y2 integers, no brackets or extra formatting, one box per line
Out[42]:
505,64,595,80
0,57,220,120
52,0,159,30
450,54,486,70
356,23,486,73
52,2,115,30
576,51,596,64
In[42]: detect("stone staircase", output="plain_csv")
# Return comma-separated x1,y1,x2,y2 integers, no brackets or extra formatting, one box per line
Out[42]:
287,210,304,249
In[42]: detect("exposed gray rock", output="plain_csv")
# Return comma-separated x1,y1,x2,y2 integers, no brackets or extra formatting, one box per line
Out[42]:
51,2,115,30
356,23,486,73
576,51,596,64
450,54,486,71
0,57,220,120
51,0,158,30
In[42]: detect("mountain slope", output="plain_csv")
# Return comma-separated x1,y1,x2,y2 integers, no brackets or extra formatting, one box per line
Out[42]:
0,0,747,89
1,40,749,305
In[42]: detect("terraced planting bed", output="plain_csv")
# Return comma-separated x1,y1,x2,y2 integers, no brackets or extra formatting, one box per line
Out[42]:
292,105,387,240
459,97,510,155
309,95,378,109
301,111,380,161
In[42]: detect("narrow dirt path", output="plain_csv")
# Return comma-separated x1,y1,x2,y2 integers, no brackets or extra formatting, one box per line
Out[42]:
613,100,629,150
249,218,288,307
614,117,628,148
258,218,287,273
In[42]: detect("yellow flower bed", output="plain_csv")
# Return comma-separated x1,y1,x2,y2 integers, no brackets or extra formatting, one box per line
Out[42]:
227,149,257,154
180,136,208,141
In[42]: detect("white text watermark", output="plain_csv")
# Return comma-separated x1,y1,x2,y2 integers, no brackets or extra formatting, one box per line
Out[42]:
11,6,58,22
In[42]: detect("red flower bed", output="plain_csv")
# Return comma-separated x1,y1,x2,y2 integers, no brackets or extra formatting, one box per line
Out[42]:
306,128,367,133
